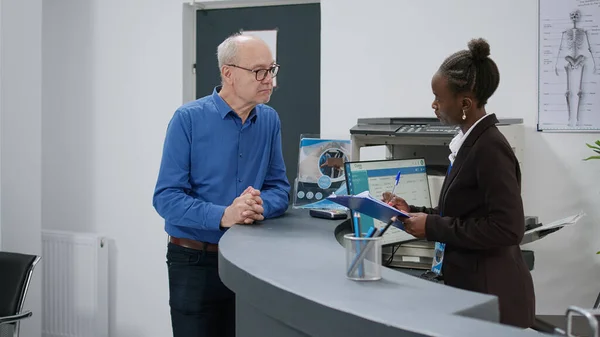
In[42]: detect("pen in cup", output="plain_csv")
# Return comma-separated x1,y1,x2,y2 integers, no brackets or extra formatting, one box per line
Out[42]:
347,218,395,276
352,211,364,277
364,226,376,238
352,211,360,237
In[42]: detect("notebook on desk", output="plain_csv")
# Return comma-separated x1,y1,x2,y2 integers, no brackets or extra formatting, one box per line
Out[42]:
342,158,434,246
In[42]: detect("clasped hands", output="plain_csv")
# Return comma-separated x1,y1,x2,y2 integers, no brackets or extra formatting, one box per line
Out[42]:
381,192,427,239
220,187,264,228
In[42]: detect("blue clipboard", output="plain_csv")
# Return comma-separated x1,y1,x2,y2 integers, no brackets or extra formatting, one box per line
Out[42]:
326,191,410,223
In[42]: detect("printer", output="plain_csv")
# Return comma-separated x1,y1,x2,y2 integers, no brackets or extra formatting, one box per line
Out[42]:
348,117,550,271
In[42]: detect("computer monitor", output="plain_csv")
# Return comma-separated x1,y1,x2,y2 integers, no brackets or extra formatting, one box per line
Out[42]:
344,158,432,246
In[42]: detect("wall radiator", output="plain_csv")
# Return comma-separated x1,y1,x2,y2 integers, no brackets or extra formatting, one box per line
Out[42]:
41,230,109,337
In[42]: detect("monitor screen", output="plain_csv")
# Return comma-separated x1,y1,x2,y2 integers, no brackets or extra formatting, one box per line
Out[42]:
345,158,432,246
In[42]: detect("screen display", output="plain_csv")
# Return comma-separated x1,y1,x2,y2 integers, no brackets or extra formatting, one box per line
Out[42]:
345,158,432,245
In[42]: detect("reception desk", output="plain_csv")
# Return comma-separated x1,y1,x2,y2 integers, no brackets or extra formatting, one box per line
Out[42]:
218,209,545,337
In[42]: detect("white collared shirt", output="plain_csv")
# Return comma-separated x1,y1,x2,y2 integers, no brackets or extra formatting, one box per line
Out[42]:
448,114,492,165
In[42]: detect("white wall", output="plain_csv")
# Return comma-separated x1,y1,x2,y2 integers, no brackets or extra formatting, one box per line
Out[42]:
42,0,181,336
0,0,42,336
321,0,600,314
39,1,600,336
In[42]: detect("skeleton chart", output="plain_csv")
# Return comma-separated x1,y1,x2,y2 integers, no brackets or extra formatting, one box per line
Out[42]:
538,0,600,131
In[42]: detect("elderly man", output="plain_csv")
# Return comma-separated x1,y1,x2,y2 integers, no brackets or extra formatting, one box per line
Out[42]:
153,33,290,337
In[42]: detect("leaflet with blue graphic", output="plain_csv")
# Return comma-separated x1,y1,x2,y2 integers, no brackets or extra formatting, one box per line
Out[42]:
293,137,351,210
326,191,410,223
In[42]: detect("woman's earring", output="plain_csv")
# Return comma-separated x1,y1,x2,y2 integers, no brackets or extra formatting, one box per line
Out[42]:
462,110,467,120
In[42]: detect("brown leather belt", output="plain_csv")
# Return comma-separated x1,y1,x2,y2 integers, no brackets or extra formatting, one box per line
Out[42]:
169,236,218,252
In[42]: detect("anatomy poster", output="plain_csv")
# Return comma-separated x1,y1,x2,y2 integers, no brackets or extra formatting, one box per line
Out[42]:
538,0,600,131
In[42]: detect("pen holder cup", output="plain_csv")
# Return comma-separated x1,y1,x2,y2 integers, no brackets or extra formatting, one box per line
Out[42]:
344,233,382,281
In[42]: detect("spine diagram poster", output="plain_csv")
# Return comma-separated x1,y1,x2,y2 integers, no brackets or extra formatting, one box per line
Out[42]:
538,0,600,131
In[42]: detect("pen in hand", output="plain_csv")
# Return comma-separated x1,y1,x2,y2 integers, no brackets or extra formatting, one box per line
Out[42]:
390,171,401,197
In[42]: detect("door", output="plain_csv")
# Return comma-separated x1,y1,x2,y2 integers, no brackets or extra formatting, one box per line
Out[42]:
195,4,321,203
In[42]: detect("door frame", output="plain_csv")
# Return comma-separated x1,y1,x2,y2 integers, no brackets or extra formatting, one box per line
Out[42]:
181,0,320,103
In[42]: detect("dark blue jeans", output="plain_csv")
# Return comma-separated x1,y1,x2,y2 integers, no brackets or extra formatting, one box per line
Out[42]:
167,242,235,337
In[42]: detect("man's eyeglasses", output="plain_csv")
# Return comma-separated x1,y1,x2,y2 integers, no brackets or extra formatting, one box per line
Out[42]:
227,64,280,81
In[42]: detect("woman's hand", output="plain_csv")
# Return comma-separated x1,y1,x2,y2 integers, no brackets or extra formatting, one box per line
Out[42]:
403,213,427,239
381,192,409,212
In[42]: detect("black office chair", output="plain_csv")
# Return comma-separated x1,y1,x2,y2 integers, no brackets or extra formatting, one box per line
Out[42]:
0,251,41,337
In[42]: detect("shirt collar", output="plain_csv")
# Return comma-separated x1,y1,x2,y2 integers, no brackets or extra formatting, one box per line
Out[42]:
448,113,492,164
212,86,258,123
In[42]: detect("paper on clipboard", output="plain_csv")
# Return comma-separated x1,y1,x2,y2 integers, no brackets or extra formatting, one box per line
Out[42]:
525,211,586,235
326,191,410,223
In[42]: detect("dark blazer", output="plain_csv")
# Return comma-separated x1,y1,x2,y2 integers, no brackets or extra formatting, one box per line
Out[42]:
411,114,535,328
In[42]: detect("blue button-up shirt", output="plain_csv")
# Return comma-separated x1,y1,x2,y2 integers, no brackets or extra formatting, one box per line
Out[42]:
153,87,291,244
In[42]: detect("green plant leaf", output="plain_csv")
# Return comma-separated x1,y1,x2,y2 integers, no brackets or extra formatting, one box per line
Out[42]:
597,251,600,254
586,143,600,151
583,141,600,160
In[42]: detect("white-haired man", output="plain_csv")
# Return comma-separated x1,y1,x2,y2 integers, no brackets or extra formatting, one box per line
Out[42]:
153,33,290,337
